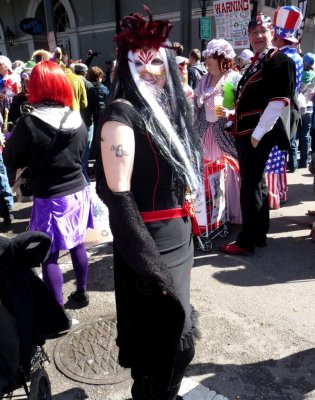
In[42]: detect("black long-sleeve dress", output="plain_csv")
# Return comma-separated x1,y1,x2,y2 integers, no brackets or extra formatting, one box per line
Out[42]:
96,101,195,388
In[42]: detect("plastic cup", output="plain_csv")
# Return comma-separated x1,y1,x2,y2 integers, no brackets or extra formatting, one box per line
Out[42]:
214,95,224,116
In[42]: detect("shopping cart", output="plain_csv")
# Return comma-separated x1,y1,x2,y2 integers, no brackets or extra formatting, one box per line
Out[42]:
194,159,230,251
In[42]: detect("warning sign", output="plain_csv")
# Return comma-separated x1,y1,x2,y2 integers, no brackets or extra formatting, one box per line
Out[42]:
213,0,250,48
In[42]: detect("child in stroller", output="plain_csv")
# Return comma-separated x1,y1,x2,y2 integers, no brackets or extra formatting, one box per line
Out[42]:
0,231,70,399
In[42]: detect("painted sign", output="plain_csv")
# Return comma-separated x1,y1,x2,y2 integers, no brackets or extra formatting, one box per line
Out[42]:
213,0,250,49
20,18,45,35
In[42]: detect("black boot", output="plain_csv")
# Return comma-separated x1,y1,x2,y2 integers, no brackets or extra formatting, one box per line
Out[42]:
166,383,181,400
131,377,151,400
0,195,13,225
131,343,195,400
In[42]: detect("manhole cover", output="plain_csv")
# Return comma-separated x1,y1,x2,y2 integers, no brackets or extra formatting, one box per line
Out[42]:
54,315,130,384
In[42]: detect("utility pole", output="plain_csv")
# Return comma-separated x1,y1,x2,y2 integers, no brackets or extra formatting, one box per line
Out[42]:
251,0,258,19
115,0,121,34
180,0,192,56
43,0,56,51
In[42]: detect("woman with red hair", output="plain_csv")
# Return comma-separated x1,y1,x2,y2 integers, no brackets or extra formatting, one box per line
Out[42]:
27,60,73,106
4,61,93,318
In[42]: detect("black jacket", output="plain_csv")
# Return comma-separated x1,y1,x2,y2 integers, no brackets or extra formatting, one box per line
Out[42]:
4,109,87,198
233,48,296,149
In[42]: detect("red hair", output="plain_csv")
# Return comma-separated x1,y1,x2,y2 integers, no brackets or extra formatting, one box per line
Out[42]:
28,61,73,106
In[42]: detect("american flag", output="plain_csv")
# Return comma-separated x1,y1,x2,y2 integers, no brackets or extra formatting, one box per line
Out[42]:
265,146,286,174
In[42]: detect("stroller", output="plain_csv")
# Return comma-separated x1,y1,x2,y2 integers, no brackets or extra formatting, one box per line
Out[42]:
0,231,70,399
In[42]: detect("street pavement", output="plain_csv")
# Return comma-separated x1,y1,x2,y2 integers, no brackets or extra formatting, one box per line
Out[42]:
1,166,314,400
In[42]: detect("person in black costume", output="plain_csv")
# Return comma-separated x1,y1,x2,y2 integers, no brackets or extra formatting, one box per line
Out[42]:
95,6,202,400
220,13,296,255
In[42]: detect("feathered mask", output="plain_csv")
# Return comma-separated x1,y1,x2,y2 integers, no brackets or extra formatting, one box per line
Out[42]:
114,5,173,56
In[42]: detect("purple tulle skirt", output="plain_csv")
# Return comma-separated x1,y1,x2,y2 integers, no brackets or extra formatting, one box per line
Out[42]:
29,186,94,253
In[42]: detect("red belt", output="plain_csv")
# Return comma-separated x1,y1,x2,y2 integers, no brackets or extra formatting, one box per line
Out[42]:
140,202,200,236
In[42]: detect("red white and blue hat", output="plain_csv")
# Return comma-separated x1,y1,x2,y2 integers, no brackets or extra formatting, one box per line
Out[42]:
273,6,302,43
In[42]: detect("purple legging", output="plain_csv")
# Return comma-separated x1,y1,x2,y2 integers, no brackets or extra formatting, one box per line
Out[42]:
42,242,88,306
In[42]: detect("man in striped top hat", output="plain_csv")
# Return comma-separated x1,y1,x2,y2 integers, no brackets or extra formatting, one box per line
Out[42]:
272,5,303,176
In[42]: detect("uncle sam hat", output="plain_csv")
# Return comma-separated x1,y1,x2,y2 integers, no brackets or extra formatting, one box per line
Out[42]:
273,6,302,43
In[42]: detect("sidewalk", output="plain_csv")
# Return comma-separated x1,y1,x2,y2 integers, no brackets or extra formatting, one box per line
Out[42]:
1,167,314,400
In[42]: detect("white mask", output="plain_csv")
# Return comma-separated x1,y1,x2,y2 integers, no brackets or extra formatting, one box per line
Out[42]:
132,48,166,89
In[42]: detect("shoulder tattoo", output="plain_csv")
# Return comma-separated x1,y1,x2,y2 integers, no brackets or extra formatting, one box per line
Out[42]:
111,144,129,157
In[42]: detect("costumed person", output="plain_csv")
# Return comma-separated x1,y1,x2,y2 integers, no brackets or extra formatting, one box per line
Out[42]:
194,39,242,224
265,5,303,209
220,13,296,255
237,49,254,74
4,61,93,311
272,7,303,174
95,6,201,400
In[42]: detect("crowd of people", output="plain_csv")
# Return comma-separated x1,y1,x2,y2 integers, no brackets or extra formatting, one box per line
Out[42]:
0,4,315,399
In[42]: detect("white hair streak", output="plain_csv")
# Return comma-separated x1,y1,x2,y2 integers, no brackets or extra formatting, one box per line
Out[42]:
127,48,199,190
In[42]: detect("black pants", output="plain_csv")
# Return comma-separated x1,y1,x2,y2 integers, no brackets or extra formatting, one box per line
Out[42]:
235,132,276,251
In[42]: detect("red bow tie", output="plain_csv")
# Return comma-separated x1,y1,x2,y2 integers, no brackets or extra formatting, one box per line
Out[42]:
250,53,260,64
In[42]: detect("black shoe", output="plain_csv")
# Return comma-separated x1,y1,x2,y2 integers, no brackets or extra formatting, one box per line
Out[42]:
0,196,13,225
3,212,14,225
69,289,90,307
